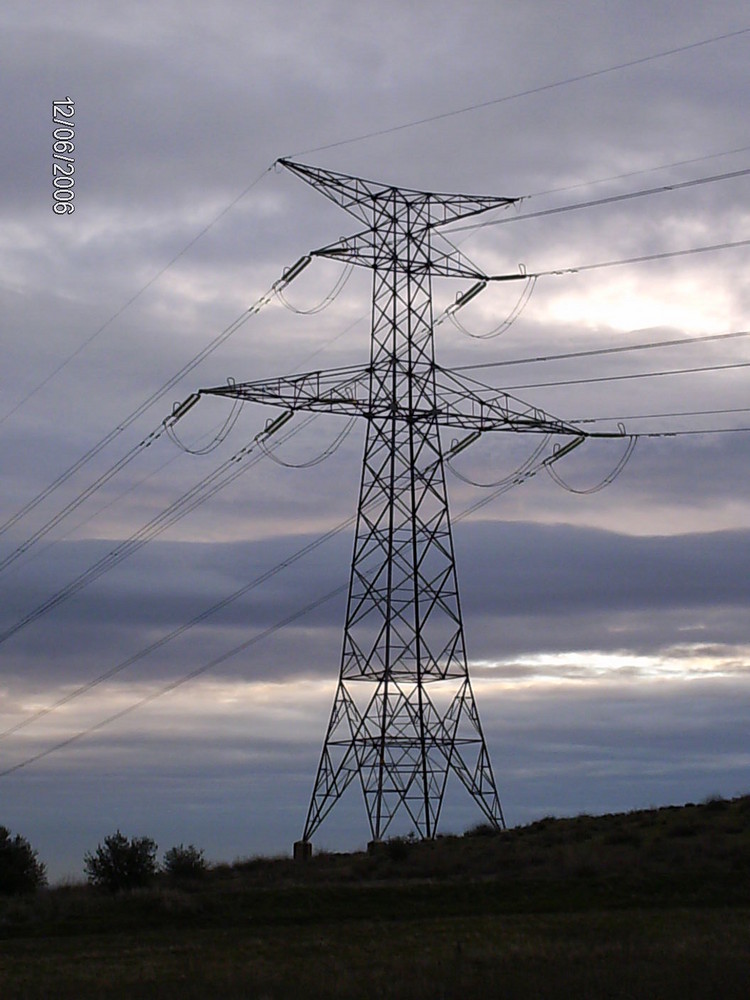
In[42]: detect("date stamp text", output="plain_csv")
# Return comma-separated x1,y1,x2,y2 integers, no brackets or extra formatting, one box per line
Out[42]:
52,98,75,214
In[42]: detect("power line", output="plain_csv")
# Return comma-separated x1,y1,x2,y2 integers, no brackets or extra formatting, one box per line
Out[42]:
449,166,750,234
0,421,167,576
453,330,750,373
0,406,248,583
0,584,347,780
0,445,571,778
497,359,750,392
520,237,750,280
0,448,185,589
290,27,750,157
0,165,274,429
0,506,358,743
572,405,750,424
523,142,750,200
0,259,300,546
633,425,750,437
0,414,316,649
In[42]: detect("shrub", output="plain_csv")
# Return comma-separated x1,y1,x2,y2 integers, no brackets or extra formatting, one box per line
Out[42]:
464,822,501,838
0,826,47,894
84,831,158,892
163,843,207,880
703,795,729,812
384,836,411,862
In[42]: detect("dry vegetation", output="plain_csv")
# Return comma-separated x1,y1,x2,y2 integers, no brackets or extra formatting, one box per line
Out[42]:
1,795,749,998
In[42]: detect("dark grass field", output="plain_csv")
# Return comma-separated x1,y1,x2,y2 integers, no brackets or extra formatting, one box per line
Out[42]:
1,796,749,998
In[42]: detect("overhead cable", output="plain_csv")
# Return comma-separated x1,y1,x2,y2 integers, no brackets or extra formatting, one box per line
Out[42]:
0,257,309,544
259,415,357,468
572,404,750,424
0,390,228,575
625,425,750,437
165,389,244,455
0,504,361,744
497,358,750,392
0,583,348,780
289,27,750,157
447,433,550,487
0,420,166,576
453,330,750,373
479,238,750,285
0,165,275,429
449,166,750,234
525,142,750,200
0,411,310,649
0,433,590,777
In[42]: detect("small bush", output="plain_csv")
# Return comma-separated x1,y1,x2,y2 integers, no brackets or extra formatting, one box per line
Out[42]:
84,831,158,892
703,795,729,812
464,822,501,838
0,826,47,894
163,844,207,880
384,836,412,862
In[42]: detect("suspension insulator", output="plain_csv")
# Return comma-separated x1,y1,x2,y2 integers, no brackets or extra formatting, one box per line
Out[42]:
263,410,294,436
544,436,584,465
448,281,487,314
279,255,312,286
447,431,482,458
167,393,201,424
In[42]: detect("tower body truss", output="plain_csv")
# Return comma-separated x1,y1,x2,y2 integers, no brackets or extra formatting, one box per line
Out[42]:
203,161,554,844
288,163,507,843
304,183,504,841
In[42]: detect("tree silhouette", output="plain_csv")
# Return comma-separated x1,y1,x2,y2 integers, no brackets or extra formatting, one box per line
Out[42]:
0,825,47,894
84,831,158,892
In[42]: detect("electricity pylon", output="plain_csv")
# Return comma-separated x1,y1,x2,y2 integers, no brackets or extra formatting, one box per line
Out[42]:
201,159,590,852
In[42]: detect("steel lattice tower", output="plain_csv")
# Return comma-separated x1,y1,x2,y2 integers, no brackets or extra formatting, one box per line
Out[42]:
202,160,591,850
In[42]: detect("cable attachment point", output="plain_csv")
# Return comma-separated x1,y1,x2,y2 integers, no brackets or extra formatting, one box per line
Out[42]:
545,434,637,494
166,393,201,426
263,411,294,436
166,388,244,456
276,260,354,315
278,255,312,287
447,271,537,340
446,431,482,459
544,435,585,466
448,281,487,316
259,414,356,469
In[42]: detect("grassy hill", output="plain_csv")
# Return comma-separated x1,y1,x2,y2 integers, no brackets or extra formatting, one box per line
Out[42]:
1,795,749,998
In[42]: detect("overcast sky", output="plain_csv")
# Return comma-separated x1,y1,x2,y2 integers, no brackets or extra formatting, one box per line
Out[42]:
2,1,750,881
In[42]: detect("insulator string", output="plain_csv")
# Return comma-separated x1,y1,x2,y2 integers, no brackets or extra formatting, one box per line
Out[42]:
545,435,638,494
447,433,550,488
276,262,354,315
448,276,537,340
259,415,357,468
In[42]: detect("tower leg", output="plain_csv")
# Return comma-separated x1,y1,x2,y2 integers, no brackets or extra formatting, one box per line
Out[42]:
293,840,312,862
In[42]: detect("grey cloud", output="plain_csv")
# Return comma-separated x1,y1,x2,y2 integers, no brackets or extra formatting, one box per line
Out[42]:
4,520,750,688
3,0,749,878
